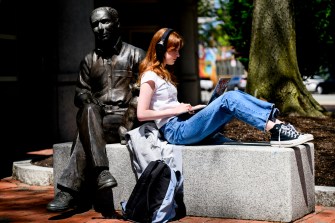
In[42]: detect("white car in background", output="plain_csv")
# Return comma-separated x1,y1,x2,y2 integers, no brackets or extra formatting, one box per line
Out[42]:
303,75,325,93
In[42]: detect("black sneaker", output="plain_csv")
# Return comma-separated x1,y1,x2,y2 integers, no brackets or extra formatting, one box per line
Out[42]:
97,170,118,190
46,191,75,212
284,123,314,141
270,123,312,147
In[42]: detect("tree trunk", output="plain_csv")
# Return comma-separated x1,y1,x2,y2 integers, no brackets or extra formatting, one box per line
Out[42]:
247,0,328,117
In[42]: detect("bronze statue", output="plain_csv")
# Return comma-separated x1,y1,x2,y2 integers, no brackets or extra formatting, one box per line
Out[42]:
46,7,146,217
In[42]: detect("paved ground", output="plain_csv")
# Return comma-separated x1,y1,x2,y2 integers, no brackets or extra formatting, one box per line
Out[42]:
312,94,335,105
1,176,335,223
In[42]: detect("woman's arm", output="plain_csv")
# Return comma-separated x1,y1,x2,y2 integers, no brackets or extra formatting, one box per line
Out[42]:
137,81,192,122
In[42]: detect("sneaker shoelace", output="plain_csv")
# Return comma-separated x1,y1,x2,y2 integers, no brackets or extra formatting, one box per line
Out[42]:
278,124,299,147
285,123,301,136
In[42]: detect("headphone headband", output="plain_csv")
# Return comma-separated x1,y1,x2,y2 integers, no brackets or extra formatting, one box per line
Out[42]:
156,28,174,62
159,28,174,46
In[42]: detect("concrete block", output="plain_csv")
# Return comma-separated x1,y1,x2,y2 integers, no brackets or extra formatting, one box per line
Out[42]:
315,186,335,207
179,143,315,222
53,142,315,222
12,160,53,186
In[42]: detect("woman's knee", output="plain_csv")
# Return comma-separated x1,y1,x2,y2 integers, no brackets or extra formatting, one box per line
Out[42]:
222,90,243,101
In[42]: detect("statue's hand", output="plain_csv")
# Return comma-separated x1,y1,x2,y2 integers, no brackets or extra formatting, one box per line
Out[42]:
75,92,95,108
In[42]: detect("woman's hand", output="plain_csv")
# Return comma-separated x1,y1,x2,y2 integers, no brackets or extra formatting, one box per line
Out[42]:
175,103,193,115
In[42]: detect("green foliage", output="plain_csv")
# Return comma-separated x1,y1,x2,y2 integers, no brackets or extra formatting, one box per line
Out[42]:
198,0,229,47
198,0,217,17
220,0,253,68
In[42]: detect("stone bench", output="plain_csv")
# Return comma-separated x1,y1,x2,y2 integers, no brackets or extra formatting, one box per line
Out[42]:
53,142,315,222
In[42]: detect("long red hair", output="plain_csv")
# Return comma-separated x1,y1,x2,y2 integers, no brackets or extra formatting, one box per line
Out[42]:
137,28,184,86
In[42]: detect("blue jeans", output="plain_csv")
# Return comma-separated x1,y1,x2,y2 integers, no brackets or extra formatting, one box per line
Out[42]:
160,90,276,145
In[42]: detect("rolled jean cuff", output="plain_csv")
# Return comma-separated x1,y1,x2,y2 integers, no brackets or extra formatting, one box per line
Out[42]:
269,107,280,122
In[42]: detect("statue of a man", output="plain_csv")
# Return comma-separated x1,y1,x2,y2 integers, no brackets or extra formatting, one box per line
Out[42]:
46,6,146,217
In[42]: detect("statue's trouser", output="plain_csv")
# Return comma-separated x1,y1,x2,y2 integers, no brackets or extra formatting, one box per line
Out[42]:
57,103,119,193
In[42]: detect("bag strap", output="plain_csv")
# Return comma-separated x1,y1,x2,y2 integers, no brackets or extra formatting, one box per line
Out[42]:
146,161,168,214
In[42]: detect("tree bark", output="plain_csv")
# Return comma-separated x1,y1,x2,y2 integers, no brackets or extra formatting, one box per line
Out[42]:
247,0,328,117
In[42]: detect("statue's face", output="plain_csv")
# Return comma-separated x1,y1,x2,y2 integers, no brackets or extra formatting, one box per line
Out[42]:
91,9,119,42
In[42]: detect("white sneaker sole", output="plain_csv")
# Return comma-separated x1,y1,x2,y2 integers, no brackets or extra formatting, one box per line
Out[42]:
301,133,314,141
270,134,314,148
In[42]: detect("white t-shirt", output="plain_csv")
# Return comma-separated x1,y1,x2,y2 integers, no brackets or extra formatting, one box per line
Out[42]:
141,71,180,128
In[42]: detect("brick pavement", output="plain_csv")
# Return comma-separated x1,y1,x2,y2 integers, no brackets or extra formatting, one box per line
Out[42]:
1,177,335,223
